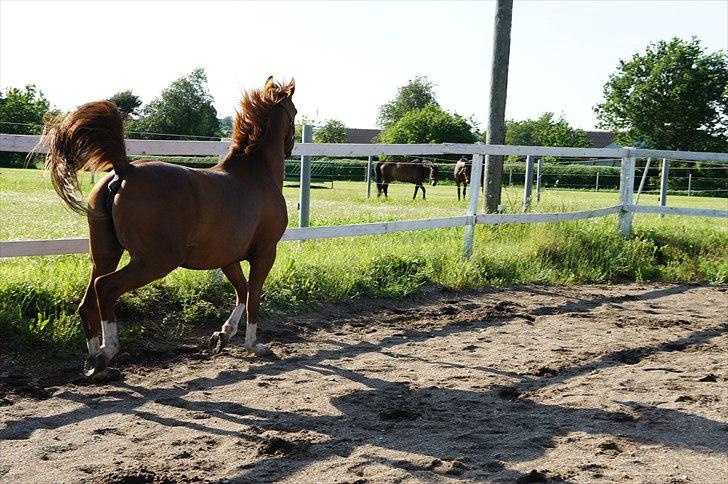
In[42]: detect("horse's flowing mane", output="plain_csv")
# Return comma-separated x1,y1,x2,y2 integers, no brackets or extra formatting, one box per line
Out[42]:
230,77,295,157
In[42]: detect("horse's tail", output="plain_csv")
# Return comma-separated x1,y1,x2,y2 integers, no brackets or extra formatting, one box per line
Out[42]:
375,162,384,193
41,100,130,215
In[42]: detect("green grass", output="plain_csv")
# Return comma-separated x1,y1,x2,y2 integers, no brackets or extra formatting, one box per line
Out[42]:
1,167,726,353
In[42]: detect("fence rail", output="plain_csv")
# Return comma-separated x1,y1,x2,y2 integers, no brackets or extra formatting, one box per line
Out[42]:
1,133,727,259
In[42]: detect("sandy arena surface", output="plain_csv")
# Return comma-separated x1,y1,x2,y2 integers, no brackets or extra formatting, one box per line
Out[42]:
1,283,727,483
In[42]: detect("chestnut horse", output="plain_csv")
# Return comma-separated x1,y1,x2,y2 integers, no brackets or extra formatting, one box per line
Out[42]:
375,159,439,199
42,77,296,379
454,156,470,201
453,155,483,201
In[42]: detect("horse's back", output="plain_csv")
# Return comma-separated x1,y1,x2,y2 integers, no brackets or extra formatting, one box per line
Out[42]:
103,161,283,268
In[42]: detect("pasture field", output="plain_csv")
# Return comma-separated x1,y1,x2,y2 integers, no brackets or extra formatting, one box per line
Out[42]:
0,167,727,353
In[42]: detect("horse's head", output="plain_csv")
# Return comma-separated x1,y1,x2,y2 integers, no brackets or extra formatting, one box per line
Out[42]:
231,77,296,160
264,76,297,158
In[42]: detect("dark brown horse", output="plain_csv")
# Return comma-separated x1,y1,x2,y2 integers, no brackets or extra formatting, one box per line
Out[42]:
42,77,296,379
375,159,439,199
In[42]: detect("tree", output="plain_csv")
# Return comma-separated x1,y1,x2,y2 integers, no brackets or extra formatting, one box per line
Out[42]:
595,37,728,152
108,90,141,119
377,76,439,128
0,85,50,135
294,115,314,142
0,85,52,167
378,105,476,146
314,119,347,143
133,68,221,139
505,113,588,148
219,116,233,137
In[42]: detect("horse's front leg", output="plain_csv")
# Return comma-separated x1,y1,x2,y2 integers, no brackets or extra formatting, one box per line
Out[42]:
210,262,248,354
244,250,277,356
413,185,419,200
422,185,426,199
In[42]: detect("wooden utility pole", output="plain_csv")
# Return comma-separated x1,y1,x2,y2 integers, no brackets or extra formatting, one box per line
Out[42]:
484,0,513,213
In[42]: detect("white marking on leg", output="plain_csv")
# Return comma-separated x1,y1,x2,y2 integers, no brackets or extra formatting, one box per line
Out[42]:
100,320,119,359
86,336,101,355
245,323,257,349
221,304,245,338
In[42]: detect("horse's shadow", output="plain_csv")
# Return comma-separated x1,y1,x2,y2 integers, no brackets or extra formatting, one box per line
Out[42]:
2,284,725,482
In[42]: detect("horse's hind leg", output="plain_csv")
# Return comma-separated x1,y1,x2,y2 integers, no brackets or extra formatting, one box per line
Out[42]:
456,182,461,201
79,215,123,360
210,262,248,353
244,249,277,356
413,185,419,199
85,258,174,376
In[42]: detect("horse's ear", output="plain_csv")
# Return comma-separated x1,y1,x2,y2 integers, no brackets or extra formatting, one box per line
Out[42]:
264,76,276,92
286,78,295,96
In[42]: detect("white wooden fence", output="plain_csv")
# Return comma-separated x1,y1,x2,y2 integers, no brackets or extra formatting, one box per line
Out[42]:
1,133,726,259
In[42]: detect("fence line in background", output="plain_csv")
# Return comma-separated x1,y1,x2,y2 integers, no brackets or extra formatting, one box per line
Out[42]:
1,133,727,259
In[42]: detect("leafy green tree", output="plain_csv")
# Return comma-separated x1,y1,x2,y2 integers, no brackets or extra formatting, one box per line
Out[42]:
219,116,233,137
377,76,439,128
314,119,347,143
108,90,141,119
504,113,588,148
595,37,728,152
378,105,476,145
294,115,315,142
132,68,221,139
0,85,52,167
0,85,50,134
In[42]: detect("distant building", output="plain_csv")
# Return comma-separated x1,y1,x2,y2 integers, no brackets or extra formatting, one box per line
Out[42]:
344,128,381,144
582,130,621,166
584,130,620,149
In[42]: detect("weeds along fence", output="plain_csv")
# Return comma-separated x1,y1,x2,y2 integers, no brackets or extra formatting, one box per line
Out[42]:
0,132,726,259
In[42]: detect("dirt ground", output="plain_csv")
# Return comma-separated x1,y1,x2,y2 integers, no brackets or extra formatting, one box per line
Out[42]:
1,283,726,483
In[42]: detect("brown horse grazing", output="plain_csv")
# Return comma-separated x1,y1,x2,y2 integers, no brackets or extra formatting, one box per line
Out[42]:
42,77,296,379
375,158,439,199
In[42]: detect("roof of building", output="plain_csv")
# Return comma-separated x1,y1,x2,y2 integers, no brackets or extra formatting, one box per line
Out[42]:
584,130,618,148
345,128,381,144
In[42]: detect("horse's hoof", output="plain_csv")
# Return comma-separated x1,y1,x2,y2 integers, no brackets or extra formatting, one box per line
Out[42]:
210,331,229,354
83,352,108,378
89,367,122,383
245,343,271,357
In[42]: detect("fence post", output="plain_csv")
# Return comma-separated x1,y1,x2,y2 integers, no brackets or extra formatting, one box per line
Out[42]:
618,149,636,237
536,157,542,203
659,158,669,218
509,168,513,187
366,155,373,198
462,153,484,259
688,173,692,197
523,155,534,211
595,171,600,191
635,157,651,204
299,124,313,228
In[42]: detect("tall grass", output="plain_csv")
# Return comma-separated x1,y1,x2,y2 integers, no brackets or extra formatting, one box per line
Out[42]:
1,168,726,353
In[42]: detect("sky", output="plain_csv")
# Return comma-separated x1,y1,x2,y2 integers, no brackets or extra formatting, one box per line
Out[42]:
1,0,726,132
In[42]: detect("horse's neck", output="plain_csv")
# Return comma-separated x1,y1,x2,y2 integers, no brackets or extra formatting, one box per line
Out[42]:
260,147,285,189
259,114,287,188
